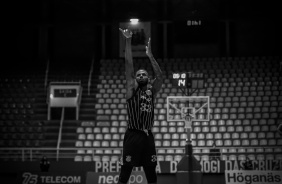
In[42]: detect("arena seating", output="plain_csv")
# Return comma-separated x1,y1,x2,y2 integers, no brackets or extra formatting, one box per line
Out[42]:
0,56,281,162
74,56,282,162
0,75,45,150
0,77,37,121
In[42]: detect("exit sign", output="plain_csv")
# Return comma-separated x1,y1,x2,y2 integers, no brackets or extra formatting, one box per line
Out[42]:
187,20,202,26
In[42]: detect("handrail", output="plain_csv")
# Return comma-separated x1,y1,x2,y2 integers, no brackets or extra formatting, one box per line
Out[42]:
78,82,83,105
87,57,95,96
44,59,50,89
56,107,65,161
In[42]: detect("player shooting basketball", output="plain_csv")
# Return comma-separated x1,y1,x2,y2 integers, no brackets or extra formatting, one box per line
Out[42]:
117,28,163,184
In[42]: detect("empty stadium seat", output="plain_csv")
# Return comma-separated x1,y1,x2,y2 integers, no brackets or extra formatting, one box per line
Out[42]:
84,156,92,162
75,141,83,147
74,156,83,162
78,134,86,140
93,141,101,147
93,156,101,162
76,127,84,133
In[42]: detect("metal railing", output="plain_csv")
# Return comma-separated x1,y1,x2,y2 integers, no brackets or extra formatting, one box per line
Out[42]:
44,59,50,89
87,57,95,96
56,107,65,161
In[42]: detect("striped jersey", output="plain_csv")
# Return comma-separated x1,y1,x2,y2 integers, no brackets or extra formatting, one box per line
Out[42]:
126,86,154,130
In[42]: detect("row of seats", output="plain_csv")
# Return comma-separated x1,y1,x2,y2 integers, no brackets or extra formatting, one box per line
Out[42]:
76,125,278,134
98,70,280,80
74,153,282,162
94,91,281,100
0,140,42,147
0,120,43,126
0,108,34,115
1,126,43,133
96,84,281,95
75,138,280,148
95,96,281,105
1,102,33,109
94,99,280,111
77,131,279,140
94,113,279,122
74,146,281,156
95,90,281,100
76,135,280,147
81,118,276,128
0,114,34,120
88,119,277,131
77,133,124,140
75,140,122,148
96,86,281,96
1,133,44,140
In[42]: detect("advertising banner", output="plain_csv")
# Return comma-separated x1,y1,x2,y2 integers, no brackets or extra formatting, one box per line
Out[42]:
17,172,85,184
225,170,282,184
86,171,146,184
93,160,282,174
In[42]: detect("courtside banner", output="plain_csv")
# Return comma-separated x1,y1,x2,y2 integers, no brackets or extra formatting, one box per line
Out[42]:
225,170,282,184
93,160,282,174
86,171,146,184
17,172,85,184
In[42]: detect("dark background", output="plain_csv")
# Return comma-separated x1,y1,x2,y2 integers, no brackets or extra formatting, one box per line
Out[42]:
3,0,281,72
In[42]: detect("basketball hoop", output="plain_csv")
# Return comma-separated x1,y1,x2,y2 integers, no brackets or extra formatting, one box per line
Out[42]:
167,96,210,145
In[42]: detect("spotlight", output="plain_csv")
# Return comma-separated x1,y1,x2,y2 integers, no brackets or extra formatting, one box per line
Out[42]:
130,18,139,25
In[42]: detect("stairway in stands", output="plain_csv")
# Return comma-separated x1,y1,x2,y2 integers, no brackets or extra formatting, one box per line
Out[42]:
78,74,100,121
30,60,101,159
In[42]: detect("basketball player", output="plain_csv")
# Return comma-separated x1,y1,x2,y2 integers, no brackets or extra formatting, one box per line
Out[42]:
117,28,163,184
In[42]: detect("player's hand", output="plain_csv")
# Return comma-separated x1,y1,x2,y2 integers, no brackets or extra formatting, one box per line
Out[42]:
146,37,153,57
119,28,133,38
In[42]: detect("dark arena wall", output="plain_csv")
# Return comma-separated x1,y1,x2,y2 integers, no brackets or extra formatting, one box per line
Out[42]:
1,1,282,184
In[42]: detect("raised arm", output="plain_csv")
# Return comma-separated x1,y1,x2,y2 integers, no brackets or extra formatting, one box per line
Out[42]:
119,28,135,99
146,37,163,98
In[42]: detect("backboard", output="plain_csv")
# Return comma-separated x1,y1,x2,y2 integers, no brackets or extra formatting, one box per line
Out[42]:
167,96,210,122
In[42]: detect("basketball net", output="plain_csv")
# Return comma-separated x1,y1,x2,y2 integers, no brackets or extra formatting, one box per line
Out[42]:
184,114,193,129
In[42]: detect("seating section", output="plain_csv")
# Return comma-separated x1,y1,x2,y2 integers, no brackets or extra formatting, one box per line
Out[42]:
0,77,37,120
74,56,282,161
0,120,45,161
0,56,281,162
0,75,48,160
74,121,122,162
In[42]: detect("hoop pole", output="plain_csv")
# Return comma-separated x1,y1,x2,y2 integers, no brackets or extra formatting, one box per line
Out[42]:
184,117,192,154
184,117,193,184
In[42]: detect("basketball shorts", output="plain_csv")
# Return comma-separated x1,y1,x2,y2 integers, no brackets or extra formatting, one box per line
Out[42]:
120,129,157,167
